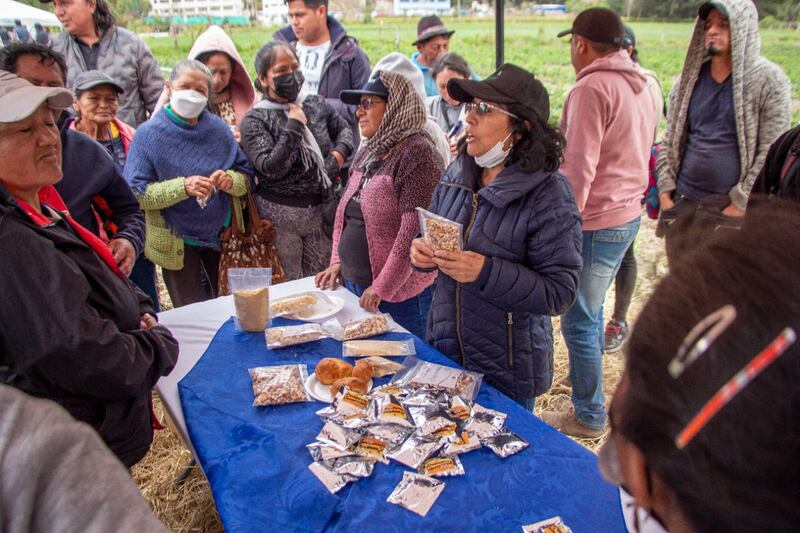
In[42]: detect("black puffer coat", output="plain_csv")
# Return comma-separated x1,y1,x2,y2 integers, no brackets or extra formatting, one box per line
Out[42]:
240,94,354,205
425,156,583,401
0,185,178,467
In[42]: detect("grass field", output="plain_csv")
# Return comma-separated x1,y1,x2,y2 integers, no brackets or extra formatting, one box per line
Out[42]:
144,17,800,124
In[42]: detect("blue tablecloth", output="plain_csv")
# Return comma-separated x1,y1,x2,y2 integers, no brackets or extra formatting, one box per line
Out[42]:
178,318,625,533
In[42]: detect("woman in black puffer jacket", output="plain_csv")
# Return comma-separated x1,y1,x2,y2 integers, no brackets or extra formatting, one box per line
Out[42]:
240,42,354,280
411,65,582,409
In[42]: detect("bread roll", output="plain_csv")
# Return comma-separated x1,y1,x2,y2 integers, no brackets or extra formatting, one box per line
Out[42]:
352,360,373,383
330,377,368,396
315,358,353,385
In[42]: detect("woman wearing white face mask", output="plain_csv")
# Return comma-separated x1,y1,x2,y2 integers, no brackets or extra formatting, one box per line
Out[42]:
124,59,254,307
410,65,583,409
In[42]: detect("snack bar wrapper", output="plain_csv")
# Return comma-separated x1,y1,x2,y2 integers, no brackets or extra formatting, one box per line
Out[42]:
417,207,463,252
443,431,482,455
386,431,443,469
265,323,326,349
387,471,446,517
482,428,529,458
521,516,573,533
249,364,311,407
360,356,403,378
463,403,507,439
332,455,375,478
392,356,483,402
308,461,356,494
316,420,362,451
342,339,416,358
418,454,465,477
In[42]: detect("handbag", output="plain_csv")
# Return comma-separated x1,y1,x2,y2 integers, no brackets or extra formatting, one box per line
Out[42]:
218,184,286,296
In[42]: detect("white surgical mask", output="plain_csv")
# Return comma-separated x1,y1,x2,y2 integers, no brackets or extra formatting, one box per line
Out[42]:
169,89,207,119
474,131,513,168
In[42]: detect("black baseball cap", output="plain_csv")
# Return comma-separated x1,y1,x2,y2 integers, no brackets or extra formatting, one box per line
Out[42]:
73,70,124,94
557,8,624,47
412,15,455,46
623,24,636,49
447,63,550,124
339,72,390,105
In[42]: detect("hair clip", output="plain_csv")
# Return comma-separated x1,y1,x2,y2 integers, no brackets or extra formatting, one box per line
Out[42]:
675,327,796,450
669,305,737,378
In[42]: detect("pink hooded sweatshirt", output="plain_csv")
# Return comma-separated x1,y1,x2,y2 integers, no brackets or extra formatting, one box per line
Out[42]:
560,49,659,231
154,25,256,126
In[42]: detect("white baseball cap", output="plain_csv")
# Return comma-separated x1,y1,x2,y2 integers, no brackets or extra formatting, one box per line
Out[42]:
0,69,73,123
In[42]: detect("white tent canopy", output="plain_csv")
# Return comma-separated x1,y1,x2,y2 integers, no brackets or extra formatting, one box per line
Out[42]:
0,0,61,29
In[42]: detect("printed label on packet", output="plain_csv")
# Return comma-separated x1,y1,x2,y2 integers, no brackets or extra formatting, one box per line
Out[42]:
355,436,389,463
342,390,370,410
418,456,464,477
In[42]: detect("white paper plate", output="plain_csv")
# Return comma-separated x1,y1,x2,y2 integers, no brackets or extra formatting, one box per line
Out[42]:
305,374,373,403
283,292,344,321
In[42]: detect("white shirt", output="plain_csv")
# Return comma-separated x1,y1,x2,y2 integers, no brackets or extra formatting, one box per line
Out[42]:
296,41,331,95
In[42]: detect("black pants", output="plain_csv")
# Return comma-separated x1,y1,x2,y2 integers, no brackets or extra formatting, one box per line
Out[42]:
659,196,742,267
162,245,220,308
612,240,636,323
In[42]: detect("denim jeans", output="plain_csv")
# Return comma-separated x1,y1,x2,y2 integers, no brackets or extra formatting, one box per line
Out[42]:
562,217,641,429
343,279,432,340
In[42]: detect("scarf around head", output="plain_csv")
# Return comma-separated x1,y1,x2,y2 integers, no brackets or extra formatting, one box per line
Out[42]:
358,71,429,171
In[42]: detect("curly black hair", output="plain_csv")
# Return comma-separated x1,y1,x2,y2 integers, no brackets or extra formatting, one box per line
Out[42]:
0,42,68,83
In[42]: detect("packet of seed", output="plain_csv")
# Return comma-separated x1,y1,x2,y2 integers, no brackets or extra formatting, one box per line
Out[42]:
417,207,463,252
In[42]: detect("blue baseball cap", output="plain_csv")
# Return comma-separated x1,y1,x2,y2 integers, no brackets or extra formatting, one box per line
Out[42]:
339,73,390,105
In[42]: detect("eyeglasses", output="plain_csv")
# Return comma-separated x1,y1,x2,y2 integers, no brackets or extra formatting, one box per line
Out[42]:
356,98,385,112
464,101,520,119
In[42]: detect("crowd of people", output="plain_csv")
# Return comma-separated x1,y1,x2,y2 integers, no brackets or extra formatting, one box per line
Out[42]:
1,0,799,530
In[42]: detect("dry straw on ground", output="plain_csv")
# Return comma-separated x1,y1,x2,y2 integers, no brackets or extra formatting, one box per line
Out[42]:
133,219,667,532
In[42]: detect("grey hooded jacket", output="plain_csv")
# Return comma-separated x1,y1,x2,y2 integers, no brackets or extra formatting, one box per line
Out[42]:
656,0,791,210
53,27,164,128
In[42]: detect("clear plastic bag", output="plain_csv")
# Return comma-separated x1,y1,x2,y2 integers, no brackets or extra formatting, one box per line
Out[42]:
270,291,333,318
342,339,416,358
249,364,310,406
417,207,463,252
391,356,483,402
229,268,272,332
265,323,326,349
326,314,392,341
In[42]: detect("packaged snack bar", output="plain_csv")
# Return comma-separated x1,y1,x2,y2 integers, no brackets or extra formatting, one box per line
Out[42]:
443,431,482,455
482,428,529,458
249,364,310,407
316,420,362,451
387,431,443,469
371,393,415,428
308,461,356,494
417,207,463,252
332,455,375,478
269,292,320,317
387,471,446,517
360,356,403,378
229,268,272,332
364,424,414,447
463,404,507,439
307,441,355,465
418,454,465,477
392,357,483,401
353,435,390,464
448,396,473,421
521,516,573,533
265,323,325,348
342,339,416,358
